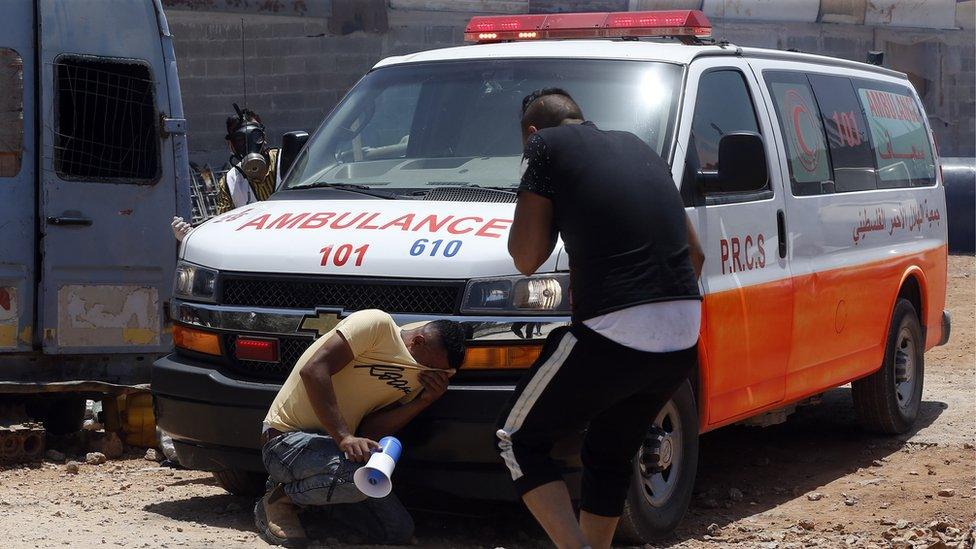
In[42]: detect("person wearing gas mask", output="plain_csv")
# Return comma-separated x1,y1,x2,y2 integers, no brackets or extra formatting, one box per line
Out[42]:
215,104,281,214
171,105,281,241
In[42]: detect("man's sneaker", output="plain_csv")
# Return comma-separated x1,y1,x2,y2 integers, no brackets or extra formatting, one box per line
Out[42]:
254,486,307,547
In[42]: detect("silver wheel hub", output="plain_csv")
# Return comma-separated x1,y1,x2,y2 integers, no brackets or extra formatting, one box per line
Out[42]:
893,327,917,411
636,401,682,508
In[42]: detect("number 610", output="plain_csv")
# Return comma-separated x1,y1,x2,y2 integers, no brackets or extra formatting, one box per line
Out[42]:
410,239,461,257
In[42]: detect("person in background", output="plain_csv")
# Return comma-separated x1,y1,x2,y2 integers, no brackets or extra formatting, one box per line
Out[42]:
496,88,704,549
171,106,281,241
215,106,281,214
255,309,467,547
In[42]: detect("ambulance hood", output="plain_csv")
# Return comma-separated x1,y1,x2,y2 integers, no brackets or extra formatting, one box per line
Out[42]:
182,199,561,278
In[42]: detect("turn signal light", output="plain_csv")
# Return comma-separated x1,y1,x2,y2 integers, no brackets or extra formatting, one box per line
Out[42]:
236,337,279,363
173,324,221,356
461,345,542,370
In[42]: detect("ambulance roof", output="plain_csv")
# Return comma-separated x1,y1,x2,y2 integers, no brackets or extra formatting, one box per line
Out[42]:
373,39,905,79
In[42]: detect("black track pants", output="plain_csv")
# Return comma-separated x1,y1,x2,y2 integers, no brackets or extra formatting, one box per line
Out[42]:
495,323,697,517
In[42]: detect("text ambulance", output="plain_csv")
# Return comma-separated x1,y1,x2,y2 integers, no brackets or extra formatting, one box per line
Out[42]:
153,10,950,542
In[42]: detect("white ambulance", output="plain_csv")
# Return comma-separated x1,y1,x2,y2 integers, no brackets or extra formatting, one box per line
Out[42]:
153,9,949,541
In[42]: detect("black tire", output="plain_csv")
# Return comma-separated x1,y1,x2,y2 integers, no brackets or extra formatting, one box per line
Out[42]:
852,298,924,434
40,396,87,435
213,469,268,497
616,380,699,544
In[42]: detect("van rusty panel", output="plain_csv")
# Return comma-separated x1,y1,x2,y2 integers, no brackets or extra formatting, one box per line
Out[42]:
0,287,18,349
0,1,36,353
37,0,177,355
56,285,160,348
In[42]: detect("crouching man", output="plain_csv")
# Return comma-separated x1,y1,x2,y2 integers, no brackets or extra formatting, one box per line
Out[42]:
255,309,467,547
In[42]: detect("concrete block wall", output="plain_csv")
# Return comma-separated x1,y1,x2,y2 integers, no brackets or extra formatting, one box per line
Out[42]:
163,0,975,166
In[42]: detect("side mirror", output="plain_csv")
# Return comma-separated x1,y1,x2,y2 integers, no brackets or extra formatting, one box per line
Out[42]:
279,131,309,178
699,132,768,194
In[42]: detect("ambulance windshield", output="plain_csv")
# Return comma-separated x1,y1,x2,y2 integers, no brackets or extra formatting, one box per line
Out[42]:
283,59,681,191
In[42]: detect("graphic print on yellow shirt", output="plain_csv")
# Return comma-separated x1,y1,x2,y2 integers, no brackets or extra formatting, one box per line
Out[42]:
264,309,432,435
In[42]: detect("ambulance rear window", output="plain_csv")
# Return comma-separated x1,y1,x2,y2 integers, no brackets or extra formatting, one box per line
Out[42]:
808,75,877,193
855,79,935,188
764,71,832,196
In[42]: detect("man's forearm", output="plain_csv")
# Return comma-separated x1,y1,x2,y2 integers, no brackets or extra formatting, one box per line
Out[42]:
358,398,432,441
300,365,353,441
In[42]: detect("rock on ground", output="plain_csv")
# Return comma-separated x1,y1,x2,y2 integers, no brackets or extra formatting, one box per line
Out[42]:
89,432,124,460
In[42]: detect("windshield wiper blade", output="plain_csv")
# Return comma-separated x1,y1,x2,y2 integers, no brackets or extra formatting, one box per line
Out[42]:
293,182,397,199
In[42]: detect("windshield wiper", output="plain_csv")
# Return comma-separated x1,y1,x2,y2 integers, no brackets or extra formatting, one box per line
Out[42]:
291,182,397,199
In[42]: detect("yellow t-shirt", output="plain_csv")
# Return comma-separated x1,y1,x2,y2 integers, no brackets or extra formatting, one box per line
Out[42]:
264,309,426,435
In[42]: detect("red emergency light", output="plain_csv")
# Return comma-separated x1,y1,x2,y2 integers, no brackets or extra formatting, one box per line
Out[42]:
235,336,279,363
464,10,711,44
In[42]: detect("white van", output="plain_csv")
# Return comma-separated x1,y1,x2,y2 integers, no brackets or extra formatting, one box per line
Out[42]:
153,9,949,541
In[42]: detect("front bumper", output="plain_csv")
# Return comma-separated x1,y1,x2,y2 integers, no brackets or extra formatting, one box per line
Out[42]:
153,351,581,501
156,299,577,500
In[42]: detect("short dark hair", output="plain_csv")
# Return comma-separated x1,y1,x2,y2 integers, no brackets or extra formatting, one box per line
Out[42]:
426,320,469,370
521,88,583,131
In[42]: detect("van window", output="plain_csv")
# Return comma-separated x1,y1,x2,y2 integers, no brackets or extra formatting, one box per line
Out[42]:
335,81,421,163
690,70,763,185
0,48,23,178
764,71,831,196
854,80,935,188
808,75,877,192
54,56,159,183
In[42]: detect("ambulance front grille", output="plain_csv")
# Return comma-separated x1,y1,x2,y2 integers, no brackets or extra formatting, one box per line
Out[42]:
224,335,313,381
219,275,464,315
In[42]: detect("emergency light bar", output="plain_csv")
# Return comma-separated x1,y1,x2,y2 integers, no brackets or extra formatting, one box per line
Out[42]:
464,10,712,44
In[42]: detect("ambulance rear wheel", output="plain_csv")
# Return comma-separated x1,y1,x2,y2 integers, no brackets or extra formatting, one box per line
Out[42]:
213,469,268,497
616,380,698,544
852,298,924,434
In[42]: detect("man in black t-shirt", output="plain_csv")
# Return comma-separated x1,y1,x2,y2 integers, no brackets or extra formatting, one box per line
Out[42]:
495,89,705,549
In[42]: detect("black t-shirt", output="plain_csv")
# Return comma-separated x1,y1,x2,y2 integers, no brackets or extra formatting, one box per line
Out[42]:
519,121,700,321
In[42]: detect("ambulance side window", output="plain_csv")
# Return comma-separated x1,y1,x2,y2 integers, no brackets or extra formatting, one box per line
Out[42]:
764,71,832,196
54,56,159,183
854,79,936,188
690,69,763,181
0,48,23,178
808,74,877,192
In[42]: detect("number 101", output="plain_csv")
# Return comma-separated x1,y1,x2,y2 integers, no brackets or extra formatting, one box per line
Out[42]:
320,244,369,267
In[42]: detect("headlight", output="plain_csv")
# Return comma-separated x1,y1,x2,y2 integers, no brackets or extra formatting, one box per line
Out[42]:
461,274,569,314
174,261,218,302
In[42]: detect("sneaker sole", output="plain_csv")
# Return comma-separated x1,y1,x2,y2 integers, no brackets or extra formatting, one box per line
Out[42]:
254,498,308,548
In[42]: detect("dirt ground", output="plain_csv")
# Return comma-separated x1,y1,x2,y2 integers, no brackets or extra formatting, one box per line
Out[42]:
0,256,972,549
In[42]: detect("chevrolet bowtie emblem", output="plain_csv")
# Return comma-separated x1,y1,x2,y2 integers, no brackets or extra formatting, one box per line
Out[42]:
298,308,343,338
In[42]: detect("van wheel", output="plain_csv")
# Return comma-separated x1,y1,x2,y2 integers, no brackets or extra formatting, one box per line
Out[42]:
39,396,87,435
852,298,924,434
212,469,268,497
616,380,698,544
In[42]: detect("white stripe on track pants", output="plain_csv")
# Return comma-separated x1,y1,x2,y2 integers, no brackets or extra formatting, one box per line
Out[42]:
494,324,697,517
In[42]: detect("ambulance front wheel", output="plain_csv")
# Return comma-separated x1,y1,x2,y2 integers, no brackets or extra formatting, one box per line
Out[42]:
616,380,699,543
213,469,268,497
852,298,924,434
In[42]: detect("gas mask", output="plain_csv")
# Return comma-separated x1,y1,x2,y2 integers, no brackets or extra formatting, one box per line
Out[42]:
227,104,268,180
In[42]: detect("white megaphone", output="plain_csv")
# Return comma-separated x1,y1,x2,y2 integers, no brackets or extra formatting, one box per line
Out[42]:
354,436,402,498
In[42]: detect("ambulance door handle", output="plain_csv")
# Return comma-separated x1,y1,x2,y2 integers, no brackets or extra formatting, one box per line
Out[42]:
776,210,787,259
